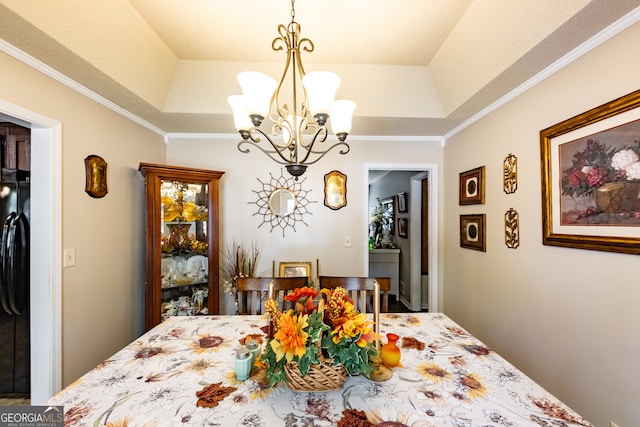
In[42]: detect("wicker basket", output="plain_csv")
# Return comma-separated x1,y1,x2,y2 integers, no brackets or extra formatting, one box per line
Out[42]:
284,358,347,392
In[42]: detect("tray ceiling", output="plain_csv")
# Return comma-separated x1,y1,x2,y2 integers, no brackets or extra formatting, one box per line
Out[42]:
0,0,638,136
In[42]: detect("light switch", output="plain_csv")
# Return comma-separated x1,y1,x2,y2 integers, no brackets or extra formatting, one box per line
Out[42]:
64,248,76,267
344,235,352,247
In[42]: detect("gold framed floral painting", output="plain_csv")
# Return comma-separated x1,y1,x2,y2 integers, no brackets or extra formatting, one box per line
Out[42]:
540,89,640,255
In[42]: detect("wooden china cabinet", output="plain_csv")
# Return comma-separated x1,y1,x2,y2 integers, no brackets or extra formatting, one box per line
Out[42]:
139,163,224,330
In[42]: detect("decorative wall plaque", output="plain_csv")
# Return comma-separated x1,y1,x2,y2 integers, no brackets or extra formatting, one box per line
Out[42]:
503,153,517,194
505,208,520,249
84,155,108,198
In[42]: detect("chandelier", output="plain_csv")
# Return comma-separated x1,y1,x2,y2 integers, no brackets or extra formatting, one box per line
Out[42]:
228,0,356,179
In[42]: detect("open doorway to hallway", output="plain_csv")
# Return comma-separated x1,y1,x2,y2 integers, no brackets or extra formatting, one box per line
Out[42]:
366,164,439,313
0,104,62,404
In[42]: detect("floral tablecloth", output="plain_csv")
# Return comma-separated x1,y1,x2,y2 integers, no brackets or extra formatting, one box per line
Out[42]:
47,313,592,427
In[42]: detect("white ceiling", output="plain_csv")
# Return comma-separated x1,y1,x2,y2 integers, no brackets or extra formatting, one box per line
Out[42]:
0,0,638,136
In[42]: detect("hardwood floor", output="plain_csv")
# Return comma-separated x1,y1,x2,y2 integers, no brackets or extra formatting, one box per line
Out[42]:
387,295,413,313
0,396,30,406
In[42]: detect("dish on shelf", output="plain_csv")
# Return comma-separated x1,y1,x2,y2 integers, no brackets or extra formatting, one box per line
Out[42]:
187,255,208,281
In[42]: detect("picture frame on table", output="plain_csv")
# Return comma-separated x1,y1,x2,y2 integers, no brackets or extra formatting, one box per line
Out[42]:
540,89,640,255
398,217,408,238
279,261,312,278
397,192,407,213
460,214,486,251
459,166,485,205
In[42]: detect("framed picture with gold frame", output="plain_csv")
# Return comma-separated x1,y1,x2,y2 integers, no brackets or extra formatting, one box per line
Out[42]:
459,166,485,205
541,89,640,255
460,214,486,251
278,261,312,278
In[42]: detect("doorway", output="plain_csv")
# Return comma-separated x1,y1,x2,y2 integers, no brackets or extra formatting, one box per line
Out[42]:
0,102,62,404
365,163,439,313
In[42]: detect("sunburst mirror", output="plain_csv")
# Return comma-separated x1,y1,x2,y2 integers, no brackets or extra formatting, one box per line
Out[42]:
250,169,316,236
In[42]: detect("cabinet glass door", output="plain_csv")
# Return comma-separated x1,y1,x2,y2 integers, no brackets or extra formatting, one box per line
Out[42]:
160,180,210,319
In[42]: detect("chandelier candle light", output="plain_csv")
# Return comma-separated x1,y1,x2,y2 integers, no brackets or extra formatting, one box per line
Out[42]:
228,0,356,179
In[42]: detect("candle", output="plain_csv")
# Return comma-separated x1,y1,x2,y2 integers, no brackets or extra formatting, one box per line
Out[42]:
373,281,380,351
268,281,275,300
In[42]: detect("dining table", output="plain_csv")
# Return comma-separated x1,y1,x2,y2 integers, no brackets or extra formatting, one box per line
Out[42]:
47,313,593,426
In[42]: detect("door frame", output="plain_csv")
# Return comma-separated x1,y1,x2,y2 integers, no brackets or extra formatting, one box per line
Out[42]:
364,163,439,312
0,100,62,403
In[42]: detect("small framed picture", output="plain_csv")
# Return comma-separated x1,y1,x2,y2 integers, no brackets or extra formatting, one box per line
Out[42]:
398,218,408,238
459,166,485,205
278,261,312,278
397,192,407,213
460,214,486,251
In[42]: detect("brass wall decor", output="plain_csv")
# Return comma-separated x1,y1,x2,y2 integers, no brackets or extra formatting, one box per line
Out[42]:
84,155,107,198
505,208,520,249
324,170,347,210
503,153,517,194
459,166,485,205
251,169,316,236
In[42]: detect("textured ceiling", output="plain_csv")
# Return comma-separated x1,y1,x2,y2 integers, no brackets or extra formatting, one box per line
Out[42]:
0,0,639,136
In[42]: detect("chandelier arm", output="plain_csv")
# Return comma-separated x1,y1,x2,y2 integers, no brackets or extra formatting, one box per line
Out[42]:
303,141,351,165
271,24,294,121
237,128,294,166
296,126,326,164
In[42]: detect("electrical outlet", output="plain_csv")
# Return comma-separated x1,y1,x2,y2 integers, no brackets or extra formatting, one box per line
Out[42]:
343,235,352,247
611,422,620,427
63,248,76,267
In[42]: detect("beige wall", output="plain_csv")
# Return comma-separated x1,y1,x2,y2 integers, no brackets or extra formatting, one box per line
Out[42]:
166,137,443,314
443,21,640,427
0,50,166,387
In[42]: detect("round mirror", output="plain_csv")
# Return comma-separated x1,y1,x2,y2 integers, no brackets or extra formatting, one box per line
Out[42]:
269,188,297,216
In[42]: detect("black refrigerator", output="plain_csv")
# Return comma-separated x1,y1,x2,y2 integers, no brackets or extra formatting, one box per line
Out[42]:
0,180,30,396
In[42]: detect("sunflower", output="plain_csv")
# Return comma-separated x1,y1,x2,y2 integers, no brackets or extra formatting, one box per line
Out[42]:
416,362,452,384
458,373,487,399
188,334,231,354
186,358,215,375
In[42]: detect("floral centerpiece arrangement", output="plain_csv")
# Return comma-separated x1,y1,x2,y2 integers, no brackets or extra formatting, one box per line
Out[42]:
260,286,380,390
562,138,640,198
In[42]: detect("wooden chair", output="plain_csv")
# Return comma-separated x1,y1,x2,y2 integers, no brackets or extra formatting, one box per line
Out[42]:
236,277,309,314
318,276,390,313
